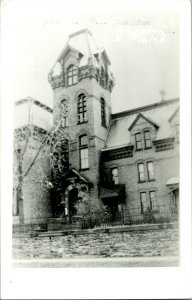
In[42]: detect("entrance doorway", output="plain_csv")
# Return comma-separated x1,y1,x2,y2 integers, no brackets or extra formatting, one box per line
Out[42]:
102,198,120,222
68,188,79,223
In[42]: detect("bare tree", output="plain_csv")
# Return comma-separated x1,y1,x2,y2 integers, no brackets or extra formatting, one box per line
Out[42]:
14,102,70,222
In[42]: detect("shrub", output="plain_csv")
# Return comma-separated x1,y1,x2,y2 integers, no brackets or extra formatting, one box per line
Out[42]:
143,207,156,224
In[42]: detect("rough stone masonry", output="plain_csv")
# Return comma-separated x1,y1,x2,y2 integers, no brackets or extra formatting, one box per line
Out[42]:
13,227,178,260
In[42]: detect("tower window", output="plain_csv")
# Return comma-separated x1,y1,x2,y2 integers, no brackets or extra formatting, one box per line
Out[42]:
135,133,142,150
144,130,152,149
100,98,106,127
111,168,118,185
78,94,87,124
60,99,68,127
79,135,89,170
67,65,78,86
147,161,154,180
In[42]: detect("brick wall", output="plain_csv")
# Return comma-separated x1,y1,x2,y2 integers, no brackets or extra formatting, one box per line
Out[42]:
104,141,179,212
53,74,112,209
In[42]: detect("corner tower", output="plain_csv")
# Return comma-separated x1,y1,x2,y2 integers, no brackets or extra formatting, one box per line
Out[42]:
48,29,115,209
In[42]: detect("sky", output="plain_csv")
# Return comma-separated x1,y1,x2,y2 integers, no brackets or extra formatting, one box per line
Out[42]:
2,1,179,113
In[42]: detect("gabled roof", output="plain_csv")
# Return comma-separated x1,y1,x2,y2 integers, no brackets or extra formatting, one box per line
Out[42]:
128,113,159,131
106,98,179,148
71,169,88,183
168,106,179,123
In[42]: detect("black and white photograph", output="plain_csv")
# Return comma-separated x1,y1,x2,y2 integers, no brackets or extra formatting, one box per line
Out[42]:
1,0,191,299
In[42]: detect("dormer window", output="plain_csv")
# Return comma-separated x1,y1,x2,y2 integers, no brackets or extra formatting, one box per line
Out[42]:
78,94,87,124
135,130,152,151
144,130,152,149
100,98,106,127
67,65,78,86
135,133,142,150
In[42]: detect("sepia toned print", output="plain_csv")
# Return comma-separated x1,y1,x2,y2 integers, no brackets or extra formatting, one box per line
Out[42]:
13,20,179,267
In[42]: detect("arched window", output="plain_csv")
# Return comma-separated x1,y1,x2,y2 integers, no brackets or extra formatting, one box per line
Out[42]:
77,94,87,124
67,65,78,86
100,97,106,126
60,99,68,127
79,135,89,169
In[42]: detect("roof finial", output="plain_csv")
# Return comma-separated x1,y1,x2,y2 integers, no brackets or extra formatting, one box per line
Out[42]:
160,89,166,101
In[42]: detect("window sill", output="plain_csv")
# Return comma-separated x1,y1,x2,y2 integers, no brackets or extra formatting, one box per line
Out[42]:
67,82,78,87
79,168,89,171
144,147,152,150
147,179,155,182
135,148,143,151
138,180,146,183
77,121,88,125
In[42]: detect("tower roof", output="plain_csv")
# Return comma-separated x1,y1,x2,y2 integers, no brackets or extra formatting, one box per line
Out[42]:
53,28,111,69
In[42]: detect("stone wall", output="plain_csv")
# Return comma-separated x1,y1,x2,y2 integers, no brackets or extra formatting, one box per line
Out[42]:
13,127,52,224
12,226,178,259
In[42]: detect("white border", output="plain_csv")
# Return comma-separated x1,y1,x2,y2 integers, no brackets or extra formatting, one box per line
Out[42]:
1,0,191,299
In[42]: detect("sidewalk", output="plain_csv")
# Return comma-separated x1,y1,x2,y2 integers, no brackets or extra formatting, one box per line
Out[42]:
12,256,179,268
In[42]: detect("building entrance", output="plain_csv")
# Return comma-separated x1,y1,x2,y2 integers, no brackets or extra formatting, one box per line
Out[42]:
68,188,79,223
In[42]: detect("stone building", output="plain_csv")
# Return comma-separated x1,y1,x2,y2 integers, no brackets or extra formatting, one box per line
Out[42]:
48,28,179,223
48,28,115,221
13,29,179,225
13,97,53,224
